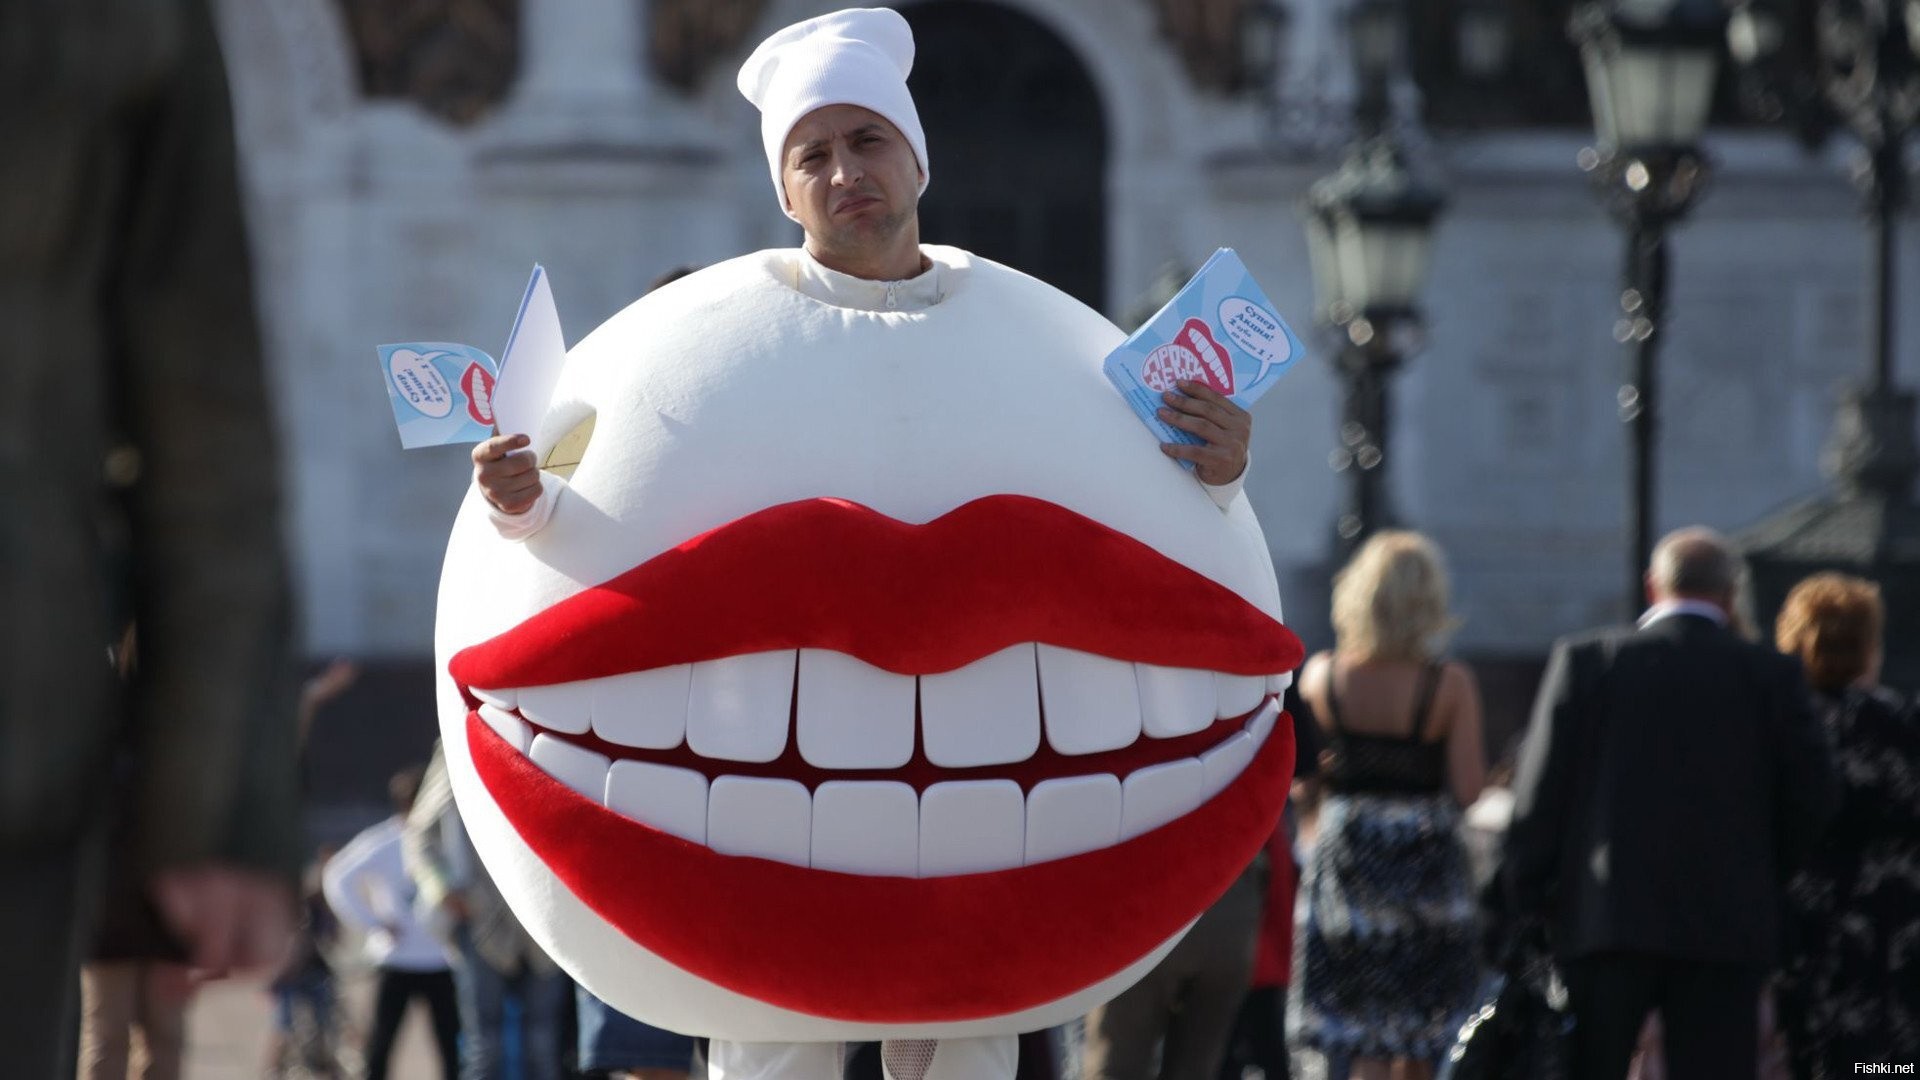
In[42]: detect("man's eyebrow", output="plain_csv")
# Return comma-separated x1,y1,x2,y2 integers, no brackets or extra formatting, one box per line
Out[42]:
791,124,889,158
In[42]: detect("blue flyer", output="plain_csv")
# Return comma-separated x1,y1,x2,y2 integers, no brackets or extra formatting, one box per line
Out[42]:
376,341,500,449
1103,248,1305,467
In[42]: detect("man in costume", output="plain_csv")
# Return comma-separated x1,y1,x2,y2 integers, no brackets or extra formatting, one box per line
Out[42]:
442,9,1300,1079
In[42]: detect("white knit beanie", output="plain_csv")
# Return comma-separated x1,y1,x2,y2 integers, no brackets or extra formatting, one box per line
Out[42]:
737,7,930,221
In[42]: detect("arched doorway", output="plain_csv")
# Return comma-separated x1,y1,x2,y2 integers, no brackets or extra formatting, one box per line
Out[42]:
902,2,1109,312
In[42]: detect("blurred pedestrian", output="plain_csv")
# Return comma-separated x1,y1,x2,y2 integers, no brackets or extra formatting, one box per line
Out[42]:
1770,572,1920,1075
575,983,696,1080
1287,531,1486,1080
78,888,194,1080
264,845,348,1078
324,766,460,1080
0,0,304,1074
1505,527,1838,1080
1082,856,1269,1080
405,743,572,1080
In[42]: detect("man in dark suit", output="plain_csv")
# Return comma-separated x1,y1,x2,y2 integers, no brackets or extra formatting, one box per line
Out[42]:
0,1,303,1074
1505,527,1837,1079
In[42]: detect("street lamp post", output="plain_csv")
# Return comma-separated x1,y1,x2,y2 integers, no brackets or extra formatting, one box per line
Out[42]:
1570,0,1725,616
1728,0,1920,688
1303,138,1446,555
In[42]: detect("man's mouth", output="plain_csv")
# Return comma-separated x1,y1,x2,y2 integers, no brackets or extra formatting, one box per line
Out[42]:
448,495,1300,1019
833,193,882,216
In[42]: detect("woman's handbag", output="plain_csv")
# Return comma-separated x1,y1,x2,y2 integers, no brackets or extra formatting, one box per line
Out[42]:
1438,924,1575,1080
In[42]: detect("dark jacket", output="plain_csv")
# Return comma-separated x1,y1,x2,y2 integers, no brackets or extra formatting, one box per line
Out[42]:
0,0,301,879
1504,613,1839,968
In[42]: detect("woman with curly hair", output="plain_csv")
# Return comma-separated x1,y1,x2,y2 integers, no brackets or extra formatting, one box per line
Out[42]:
1771,573,1920,1077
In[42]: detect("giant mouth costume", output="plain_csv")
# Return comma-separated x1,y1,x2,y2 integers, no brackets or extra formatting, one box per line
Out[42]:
432,4,1300,1052
433,244,1301,1041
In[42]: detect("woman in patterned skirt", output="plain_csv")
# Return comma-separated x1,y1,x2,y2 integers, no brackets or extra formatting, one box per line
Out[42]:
1288,532,1486,1080
1772,573,1920,1076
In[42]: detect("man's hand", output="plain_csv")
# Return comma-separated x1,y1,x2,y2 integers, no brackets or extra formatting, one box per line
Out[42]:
1157,380,1250,486
151,864,294,975
472,433,541,514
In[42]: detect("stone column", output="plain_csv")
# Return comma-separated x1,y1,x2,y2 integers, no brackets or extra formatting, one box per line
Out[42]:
480,0,710,158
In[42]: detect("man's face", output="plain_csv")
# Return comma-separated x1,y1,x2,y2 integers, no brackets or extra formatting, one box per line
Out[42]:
781,104,922,261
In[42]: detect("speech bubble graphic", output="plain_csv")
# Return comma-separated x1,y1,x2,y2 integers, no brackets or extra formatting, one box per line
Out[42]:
389,349,457,419
1217,297,1293,385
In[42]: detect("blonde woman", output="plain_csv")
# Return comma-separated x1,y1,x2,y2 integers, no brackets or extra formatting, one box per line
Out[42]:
1287,531,1486,1080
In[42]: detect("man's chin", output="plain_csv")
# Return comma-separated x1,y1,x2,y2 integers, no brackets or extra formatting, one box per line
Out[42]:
817,218,915,260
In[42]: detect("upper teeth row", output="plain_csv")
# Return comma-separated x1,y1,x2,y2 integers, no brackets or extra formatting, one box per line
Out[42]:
471,644,1291,769
477,699,1280,877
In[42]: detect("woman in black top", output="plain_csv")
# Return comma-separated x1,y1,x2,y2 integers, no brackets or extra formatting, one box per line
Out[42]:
1772,572,1920,1076
1288,532,1486,1080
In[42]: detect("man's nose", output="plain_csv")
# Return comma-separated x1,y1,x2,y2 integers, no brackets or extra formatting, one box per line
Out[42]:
828,147,863,186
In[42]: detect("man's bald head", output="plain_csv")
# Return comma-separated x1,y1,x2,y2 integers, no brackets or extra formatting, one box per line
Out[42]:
1647,526,1744,607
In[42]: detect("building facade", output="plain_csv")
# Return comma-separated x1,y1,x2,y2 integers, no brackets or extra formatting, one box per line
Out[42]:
213,0,1907,746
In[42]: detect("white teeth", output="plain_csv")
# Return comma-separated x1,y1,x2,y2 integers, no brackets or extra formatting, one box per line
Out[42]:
592,665,692,750
604,760,708,845
1037,645,1142,756
477,704,532,753
473,687,518,710
1266,671,1294,694
529,734,609,802
795,650,916,769
518,681,595,735
1215,673,1267,719
918,780,1025,877
1200,730,1257,801
1119,757,1206,840
919,644,1042,768
1024,774,1122,864
486,664,1282,874
811,781,919,875
1136,665,1217,738
707,776,811,864
686,651,796,763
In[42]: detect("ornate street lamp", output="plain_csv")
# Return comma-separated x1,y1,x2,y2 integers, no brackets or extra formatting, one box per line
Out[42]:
1303,137,1447,553
1570,0,1725,616
1350,0,1407,135
1728,0,1920,688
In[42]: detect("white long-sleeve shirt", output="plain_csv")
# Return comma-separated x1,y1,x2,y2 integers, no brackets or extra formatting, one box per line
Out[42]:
322,816,451,972
486,247,1243,540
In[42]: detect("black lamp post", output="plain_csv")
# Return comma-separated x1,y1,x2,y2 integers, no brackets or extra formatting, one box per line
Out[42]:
1349,0,1407,136
1303,137,1447,554
1728,0,1920,689
1571,0,1725,616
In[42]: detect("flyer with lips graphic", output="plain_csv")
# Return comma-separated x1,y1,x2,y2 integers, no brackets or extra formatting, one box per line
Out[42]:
376,342,501,448
375,264,567,450
1103,248,1305,469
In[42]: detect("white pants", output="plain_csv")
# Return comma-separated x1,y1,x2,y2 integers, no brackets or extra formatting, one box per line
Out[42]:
708,1036,1018,1080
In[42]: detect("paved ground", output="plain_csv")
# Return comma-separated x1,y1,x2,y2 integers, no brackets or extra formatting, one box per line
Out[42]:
183,966,444,1080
